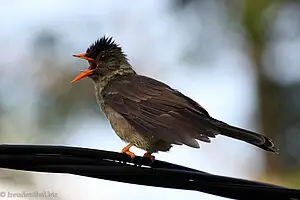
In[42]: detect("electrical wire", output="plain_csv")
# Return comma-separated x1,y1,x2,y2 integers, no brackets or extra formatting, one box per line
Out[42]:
0,144,299,200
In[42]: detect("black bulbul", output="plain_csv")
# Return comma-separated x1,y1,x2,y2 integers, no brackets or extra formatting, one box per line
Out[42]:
71,36,278,161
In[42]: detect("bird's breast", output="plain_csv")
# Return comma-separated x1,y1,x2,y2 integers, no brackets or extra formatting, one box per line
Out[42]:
102,105,135,139
93,78,172,153
99,104,171,153
93,83,144,145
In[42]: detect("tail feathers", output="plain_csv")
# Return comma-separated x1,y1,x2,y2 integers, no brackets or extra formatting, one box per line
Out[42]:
209,119,279,154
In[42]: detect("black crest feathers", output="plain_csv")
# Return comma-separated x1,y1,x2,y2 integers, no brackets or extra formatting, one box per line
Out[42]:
86,36,122,58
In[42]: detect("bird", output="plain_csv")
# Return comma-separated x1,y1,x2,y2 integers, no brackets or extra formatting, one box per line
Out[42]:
71,36,279,161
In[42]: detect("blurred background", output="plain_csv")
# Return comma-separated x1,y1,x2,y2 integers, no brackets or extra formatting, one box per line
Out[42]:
0,0,300,199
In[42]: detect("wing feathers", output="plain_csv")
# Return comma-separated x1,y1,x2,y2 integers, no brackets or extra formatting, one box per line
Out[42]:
103,75,214,148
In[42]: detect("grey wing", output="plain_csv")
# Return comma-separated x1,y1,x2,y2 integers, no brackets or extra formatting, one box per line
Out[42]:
102,75,220,148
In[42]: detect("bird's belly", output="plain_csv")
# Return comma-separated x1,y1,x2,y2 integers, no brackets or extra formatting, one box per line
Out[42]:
101,105,172,153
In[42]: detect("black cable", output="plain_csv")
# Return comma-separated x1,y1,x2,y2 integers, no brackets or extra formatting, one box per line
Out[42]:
0,144,299,200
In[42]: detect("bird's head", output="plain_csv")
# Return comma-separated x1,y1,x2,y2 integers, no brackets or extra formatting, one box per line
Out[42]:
71,36,130,83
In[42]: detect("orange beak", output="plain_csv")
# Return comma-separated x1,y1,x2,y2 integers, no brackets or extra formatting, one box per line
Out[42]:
72,53,93,61
71,69,94,83
72,53,94,83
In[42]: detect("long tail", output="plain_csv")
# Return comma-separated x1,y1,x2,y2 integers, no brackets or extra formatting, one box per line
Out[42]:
209,118,279,153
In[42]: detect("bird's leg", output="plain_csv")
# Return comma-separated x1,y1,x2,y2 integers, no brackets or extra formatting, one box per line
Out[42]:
121,143,135,160
143,152,155,162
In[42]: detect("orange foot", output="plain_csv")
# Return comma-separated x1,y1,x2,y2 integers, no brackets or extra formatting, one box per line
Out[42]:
121,143,135,160
143,152,155,162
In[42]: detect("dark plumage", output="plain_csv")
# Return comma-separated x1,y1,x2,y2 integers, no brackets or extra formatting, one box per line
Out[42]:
72,36,279,160
102,74,278,153
86,36,124,59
